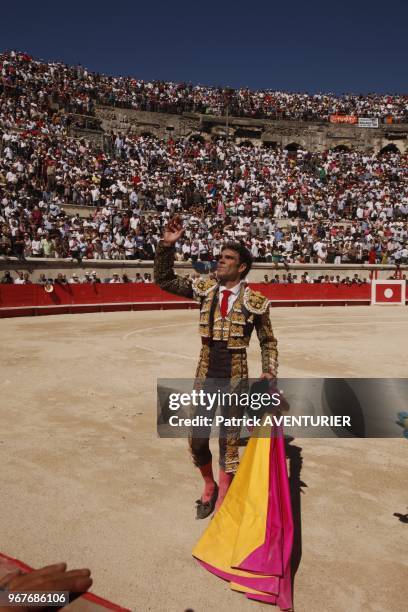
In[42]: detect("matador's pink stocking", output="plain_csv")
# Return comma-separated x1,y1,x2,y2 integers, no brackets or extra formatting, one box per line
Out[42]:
199,461,217,502
215,468,234,510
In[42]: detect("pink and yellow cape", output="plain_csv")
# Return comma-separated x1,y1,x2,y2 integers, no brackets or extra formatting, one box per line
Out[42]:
192,428,294,610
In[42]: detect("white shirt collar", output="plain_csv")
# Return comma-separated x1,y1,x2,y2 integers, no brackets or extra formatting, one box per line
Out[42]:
220,280,244,296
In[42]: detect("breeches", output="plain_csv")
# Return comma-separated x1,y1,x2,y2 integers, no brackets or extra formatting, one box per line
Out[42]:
189,342,247,474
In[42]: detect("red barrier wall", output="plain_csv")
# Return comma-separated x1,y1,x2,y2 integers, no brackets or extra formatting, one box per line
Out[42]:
251,283,371,301
0,283,195,308
0,282,373,318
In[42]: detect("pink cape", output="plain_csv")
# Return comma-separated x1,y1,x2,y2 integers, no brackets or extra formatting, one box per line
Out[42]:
192,427,294,609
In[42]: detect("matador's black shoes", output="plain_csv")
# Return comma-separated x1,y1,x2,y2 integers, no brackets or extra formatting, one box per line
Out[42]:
195,483,219,519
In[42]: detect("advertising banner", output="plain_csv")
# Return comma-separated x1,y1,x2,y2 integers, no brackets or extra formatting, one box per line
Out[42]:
358,117,379,128
329,115,358,124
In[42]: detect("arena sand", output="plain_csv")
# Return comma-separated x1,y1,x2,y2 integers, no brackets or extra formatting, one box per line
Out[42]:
1,306,407,612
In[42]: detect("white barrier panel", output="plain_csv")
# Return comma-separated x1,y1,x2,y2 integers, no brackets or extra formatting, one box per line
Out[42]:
371,280,406,305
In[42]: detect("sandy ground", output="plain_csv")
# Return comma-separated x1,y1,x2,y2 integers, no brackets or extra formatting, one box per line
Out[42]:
1,306,407,612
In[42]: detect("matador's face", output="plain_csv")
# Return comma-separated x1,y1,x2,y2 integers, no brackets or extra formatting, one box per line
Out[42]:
216,249,247,283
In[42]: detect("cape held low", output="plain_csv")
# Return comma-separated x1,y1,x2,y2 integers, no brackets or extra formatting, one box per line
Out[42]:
192,426,294,610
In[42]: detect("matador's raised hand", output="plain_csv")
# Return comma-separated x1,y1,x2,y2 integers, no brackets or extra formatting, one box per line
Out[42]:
162,214,185,247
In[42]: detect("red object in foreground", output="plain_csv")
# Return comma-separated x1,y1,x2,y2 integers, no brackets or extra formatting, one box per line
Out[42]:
0,552,131,612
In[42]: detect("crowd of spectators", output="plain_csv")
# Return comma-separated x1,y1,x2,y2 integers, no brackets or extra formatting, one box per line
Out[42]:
6,270,392,285
1,50,407,122
0,127,406,266
0,270,153,284
0,49,407,270
261,272,370,284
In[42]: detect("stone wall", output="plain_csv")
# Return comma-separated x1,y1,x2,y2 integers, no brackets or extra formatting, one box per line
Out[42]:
94,106,198,140
69,126,104,148
94,106,408,153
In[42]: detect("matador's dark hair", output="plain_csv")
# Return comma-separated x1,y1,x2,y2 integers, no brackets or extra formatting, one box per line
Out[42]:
221,242,253,278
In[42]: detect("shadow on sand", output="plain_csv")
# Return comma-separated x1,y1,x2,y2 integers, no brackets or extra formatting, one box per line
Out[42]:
286,436,306,602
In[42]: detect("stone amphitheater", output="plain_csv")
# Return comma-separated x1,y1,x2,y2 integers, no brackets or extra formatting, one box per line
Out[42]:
67,105,408,155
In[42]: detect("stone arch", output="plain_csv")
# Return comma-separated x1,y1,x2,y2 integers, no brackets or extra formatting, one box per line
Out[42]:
332,144,351,152
285,142,302,152
262,140,278,149
186,132,205,144
379,143,401,155
239,139,254,147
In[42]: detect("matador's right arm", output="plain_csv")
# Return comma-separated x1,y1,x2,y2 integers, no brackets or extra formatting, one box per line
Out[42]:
153,241,194,299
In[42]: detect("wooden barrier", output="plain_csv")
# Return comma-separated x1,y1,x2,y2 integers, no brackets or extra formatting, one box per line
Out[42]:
0,282,377,318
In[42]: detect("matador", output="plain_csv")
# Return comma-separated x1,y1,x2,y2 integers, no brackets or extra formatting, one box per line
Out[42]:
154,216,278,518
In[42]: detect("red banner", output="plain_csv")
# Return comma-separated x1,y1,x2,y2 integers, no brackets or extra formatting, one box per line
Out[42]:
329,115,358,124
0,283,373,318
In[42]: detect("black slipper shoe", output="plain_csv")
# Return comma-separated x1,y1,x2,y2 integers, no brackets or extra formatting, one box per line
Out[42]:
195,483,218,519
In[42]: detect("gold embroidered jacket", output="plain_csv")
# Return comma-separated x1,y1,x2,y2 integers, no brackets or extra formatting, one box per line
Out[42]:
154,242,278,377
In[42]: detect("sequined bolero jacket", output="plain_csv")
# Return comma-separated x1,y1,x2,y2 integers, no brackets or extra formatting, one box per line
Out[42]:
154,242,278,376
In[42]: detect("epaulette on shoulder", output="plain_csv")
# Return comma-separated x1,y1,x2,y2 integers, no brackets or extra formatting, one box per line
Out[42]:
243,287,270,314
192,277,218,297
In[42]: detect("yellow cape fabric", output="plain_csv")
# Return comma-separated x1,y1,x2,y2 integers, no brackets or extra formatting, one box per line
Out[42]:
192,436,272,579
